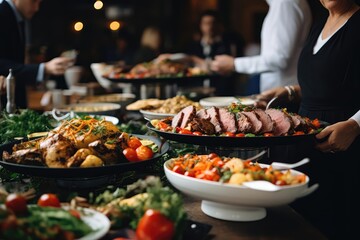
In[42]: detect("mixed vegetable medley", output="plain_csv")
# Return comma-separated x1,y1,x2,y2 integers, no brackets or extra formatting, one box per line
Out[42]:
168,153,307,186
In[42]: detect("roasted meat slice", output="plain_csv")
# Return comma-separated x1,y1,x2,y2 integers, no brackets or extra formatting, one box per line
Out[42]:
253,109,274,133
236,112,252,133
218,108,237,133
206,107,222,133
265,108,295,136
242,111,262,134
2,148,44,166
189,118,216,135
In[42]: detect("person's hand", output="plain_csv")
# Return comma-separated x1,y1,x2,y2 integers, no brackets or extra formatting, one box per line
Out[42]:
210,54,235,75
0,75,6,92
44,57,74,76
315,119,360,153
254,86,288,109
153,53,172,63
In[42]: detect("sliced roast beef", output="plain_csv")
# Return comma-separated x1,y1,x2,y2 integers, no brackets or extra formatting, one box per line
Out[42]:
236,112,252,133
206,107,223,133
189,118,216,135
196,108,210,120
179,105,197,129
218,108,237,133
171,112,184,128
242,111,262,134
265,108,294,136
253,109,274,133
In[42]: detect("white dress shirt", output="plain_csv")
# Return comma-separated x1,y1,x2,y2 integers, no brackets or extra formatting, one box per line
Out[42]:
234,0,312,92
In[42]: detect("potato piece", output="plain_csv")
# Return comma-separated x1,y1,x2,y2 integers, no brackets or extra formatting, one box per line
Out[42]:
80,155,104,167
223,158,244,173
228,173,247,185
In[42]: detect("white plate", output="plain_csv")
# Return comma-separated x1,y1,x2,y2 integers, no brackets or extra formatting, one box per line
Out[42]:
76,207,111,240
90,115,119,125
140,109,176,120
199,96,255,108
164,160,318,222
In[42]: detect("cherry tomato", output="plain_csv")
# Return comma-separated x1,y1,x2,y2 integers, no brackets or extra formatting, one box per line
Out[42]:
37,193,61,208
178,128,193,135
263,133,274,137
184,170,195,178
5,193,28,215
68,209,81,219
127,137,142,150
136,209,175,240
123,147,139,162
223,131,235,137
157,121,170,131
136,145,154,161
192,131,202,136
293,131,305,135
208,153,219,159
235,133,245,137
172,165,185,175
212,157,224,168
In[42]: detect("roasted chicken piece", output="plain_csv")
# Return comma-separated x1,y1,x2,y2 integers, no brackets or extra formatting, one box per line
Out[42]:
54,118,121,149
40,133,76,168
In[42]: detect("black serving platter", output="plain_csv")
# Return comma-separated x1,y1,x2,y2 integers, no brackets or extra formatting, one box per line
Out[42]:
146,122,328,148
0,134,169,178
103,74,216,85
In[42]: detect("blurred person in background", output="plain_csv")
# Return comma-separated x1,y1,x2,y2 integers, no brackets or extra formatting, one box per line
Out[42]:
211,0,312,97
0,0,74,109
104,27,135,66
156,9,245,96
255,0,360,238
133,26,163,65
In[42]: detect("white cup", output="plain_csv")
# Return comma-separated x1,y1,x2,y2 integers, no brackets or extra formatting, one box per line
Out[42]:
52,89,64,108
64,66,83,89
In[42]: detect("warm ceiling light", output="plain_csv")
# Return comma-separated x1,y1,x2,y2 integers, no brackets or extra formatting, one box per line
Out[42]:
74,22,84,32
109,21,121,31
94,0,103,10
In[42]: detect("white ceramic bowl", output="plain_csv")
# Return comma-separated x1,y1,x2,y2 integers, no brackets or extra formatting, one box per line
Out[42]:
140,109,176,120
164,160,318,221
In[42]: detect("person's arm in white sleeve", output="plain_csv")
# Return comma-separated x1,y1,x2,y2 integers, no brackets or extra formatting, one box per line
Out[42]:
234,1,307,74
350,110,360,127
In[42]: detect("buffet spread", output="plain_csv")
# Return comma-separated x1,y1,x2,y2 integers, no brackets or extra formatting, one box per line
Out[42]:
0,95,325,239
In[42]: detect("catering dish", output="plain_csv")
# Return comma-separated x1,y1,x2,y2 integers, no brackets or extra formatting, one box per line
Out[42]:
147,104,326,147
0,125,169,178
164,159,318,221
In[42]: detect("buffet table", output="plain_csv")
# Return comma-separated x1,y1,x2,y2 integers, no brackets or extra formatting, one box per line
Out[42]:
183,195,327,240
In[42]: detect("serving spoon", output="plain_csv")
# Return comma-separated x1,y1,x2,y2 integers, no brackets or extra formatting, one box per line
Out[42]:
271,158,310,171
242,158,310,191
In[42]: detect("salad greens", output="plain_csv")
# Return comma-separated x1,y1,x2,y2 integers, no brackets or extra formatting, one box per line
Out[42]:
0,206,93,240
0,109,53,144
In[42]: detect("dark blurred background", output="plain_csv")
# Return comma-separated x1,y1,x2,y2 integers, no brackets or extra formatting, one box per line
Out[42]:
27,0,325,93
